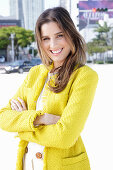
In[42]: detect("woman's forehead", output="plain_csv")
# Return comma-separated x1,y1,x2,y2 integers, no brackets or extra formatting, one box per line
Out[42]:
41,22,63,36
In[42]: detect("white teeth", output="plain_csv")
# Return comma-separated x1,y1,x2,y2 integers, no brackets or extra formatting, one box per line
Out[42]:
51,49,62,54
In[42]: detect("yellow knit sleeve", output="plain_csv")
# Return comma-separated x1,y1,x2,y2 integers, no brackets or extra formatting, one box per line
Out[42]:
18,68,99,149
0,66,43,132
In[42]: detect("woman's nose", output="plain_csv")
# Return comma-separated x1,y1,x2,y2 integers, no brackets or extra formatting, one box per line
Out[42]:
50,39,57,48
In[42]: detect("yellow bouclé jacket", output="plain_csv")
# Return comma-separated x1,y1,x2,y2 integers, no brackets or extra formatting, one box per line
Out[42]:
0,64,98,170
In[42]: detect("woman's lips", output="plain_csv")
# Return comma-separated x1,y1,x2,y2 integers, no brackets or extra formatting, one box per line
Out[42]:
50,48,63,55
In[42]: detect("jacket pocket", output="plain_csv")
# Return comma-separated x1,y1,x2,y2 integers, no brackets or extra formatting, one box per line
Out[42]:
62,152,91,170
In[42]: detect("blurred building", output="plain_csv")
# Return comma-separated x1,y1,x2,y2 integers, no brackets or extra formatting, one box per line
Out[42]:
10,0,44,31
44,0,60,9
60,0,71,13
10,0,17,18
60,0,79,30
78,0,113,31
23,0,44,31
44,0,79,29
78,0,113,42
0,16,21,28
9,0,79,31
10,0,24,27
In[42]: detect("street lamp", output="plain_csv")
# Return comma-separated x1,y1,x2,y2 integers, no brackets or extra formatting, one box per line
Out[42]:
10,33,15,62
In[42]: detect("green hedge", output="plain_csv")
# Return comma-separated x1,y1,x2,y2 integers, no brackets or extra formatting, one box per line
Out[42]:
94,61,104,64
105,60,113,64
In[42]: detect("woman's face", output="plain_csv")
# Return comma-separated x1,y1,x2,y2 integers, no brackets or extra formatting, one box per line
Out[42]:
41,21,71,69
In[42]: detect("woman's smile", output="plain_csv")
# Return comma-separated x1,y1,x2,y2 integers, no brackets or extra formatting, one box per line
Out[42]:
50,48,63,55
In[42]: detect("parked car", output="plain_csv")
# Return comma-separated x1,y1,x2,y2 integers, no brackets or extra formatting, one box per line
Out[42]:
0,56,5,63
18,58,42,73
0,58,41,74
30,58,42,65
0,60,25,74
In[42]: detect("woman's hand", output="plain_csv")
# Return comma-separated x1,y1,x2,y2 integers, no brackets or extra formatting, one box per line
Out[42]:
10,97,27,112
10,97,61,126
33,113,61,126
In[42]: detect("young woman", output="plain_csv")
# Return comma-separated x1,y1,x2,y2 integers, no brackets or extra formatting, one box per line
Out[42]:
0,7,98,170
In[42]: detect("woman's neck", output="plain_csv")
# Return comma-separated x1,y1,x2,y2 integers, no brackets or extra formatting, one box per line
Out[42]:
50,66,62,73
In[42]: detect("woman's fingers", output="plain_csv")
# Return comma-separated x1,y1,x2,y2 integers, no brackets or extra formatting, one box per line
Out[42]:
44,113,61,125
18,97,27,110
10,97,27,112
11,99,22,111
11,100,19,111
11,99,22,109
11,103,16,110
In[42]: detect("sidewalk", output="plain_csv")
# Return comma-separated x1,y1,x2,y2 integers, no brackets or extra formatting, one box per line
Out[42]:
0,64,113,170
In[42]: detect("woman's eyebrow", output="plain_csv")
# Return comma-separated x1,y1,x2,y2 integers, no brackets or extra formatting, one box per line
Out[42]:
41,32,63,38
55,31,63,35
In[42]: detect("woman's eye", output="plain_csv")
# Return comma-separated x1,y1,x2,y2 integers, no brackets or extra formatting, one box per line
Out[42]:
57,34,63,38
42,38,49,41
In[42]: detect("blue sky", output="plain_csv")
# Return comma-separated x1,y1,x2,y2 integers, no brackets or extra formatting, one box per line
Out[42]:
0,0,10,16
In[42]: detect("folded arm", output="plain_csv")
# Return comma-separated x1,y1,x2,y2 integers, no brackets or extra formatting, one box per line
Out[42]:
18,69,99,149
0,66,60,132
0,67,43,132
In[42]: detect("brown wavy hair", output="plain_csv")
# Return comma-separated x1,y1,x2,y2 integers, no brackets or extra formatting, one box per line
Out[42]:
35,7,86,93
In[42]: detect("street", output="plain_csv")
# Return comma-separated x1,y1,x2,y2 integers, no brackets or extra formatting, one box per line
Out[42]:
0,64,113,170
